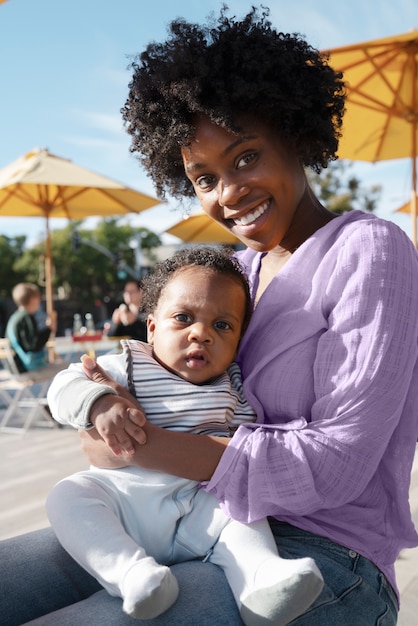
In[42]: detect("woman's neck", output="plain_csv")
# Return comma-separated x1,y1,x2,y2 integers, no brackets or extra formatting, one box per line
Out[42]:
255,191,336,304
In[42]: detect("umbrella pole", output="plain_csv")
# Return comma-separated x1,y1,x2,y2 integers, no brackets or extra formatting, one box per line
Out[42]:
413,174,417,248
44,214,56,362
412,138,417,248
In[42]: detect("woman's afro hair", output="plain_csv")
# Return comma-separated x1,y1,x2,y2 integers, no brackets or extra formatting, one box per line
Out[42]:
122,5,346,200
141,245,252,336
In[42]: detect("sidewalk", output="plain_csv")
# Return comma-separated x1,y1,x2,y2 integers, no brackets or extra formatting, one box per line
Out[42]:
395,445,418,625
0,426,417,624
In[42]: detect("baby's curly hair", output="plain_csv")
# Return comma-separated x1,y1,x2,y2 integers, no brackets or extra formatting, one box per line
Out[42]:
141,246,252,336
122,5,345,200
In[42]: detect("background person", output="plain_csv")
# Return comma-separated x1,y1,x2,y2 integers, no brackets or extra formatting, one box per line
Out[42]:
5,282,56,372
108,280,147,341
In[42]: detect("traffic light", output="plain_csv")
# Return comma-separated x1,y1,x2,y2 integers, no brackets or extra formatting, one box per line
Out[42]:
113,251,127,279
72,230,80,252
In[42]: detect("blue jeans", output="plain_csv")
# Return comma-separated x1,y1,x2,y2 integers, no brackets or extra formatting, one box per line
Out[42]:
0,524,398,625
270,520,398,625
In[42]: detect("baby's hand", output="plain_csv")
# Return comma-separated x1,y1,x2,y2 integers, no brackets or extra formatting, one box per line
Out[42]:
89,394,146,457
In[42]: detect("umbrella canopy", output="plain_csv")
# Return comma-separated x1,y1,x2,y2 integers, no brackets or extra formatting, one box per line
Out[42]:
323,30,418,243
0,148,161,321
166,210,241,245
395,194,418,215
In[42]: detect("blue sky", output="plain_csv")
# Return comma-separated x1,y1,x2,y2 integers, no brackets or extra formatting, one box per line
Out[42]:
0,0,417,245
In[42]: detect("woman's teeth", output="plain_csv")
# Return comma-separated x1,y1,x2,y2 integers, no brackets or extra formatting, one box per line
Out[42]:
235,201,269,226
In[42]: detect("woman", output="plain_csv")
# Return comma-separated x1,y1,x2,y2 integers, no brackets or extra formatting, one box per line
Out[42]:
2,7,417,625
107,280,148,342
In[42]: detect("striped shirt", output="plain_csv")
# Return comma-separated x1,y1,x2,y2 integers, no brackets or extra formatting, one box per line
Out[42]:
123,340,256,436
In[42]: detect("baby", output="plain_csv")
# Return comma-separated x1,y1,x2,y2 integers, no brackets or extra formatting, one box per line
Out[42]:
46,246,323,625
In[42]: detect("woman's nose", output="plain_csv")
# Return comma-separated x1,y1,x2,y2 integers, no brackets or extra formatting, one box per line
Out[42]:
218,178,250,207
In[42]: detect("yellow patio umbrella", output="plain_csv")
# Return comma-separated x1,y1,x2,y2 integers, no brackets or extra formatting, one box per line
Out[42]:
166,210,241,245
323,30,418,243
395,193,418,215
0,148,161,324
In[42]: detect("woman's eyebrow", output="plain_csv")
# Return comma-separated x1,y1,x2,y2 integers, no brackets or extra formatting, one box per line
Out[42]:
222,134,257,157
184,134,257,174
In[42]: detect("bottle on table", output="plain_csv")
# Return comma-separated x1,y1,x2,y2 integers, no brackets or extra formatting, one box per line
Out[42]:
72,313,83,336
85,313,96,335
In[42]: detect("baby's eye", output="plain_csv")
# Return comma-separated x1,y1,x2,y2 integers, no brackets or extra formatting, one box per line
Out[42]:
174,313,191,323
214,320,231,331
237,152,257,168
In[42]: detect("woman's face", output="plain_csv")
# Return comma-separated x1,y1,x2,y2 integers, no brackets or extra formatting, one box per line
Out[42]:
181,115,308,252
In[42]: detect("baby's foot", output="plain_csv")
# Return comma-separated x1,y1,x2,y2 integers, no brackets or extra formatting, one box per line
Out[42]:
122,557,179,619
240,556,323,626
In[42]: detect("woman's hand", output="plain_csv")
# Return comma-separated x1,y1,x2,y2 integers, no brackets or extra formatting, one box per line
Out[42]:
78,428,133,469
81,354,143,407
119,305,138,326
112,304,138,327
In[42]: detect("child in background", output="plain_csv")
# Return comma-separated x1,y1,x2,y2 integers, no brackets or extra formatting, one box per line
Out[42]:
46,246,323,626
6,282,56,372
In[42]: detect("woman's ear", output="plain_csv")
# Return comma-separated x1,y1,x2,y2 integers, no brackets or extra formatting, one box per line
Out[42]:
147,314,155,345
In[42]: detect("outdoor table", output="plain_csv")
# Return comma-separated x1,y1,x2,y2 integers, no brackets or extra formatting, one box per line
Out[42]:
48,335,121,361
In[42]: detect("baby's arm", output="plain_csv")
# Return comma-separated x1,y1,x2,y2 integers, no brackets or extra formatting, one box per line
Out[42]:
47,353,146,457
81,354,146,456
87,391,146,457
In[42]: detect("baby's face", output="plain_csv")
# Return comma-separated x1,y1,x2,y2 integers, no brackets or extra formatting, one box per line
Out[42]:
147,266,246,384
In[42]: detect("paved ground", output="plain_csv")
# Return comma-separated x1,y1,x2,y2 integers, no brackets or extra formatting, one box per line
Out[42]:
0,421,417,624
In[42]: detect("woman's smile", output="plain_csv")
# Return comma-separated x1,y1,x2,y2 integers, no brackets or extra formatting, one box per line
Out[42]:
230,199,270,227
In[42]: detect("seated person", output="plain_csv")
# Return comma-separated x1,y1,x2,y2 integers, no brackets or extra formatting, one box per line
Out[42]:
108,280,147,341
6,282,55,372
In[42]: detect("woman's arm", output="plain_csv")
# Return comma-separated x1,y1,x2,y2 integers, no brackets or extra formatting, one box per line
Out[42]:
80,356,230,480
207,218,418,523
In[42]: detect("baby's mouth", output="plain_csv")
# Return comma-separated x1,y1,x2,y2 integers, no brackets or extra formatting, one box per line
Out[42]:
186,352,208,369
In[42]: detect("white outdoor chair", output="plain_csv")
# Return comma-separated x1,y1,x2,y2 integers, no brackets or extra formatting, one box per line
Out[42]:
0,338,64,434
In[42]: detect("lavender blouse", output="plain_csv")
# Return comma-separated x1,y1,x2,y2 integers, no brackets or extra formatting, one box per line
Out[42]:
205,210,418,598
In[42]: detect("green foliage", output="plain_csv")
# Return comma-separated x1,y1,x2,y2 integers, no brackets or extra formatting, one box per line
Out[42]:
3,218,161,311
307,161,381,215
0,235,27,297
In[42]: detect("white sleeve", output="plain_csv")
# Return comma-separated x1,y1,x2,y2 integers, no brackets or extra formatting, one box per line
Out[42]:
47,352,129,429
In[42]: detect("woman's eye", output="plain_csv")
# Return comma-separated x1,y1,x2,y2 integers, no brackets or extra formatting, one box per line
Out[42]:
195,175,215,190
237,152,256,168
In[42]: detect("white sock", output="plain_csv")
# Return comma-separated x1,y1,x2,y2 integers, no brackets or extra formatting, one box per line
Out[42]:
240,555,323,626
122,557,179,619
210,519,323,626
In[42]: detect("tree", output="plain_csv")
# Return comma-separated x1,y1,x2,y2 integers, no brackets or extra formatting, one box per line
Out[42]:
0,235,28,334
306,161,381,215
93,219,161,274
14,218,162,315
0,234,27,297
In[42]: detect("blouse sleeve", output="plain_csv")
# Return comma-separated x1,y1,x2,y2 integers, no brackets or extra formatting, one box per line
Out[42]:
205,218,418,523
